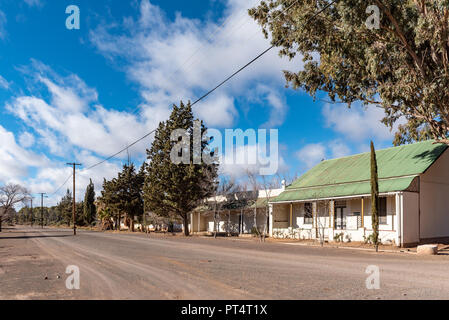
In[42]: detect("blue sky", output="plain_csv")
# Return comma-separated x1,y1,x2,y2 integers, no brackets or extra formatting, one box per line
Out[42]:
0,0,400,204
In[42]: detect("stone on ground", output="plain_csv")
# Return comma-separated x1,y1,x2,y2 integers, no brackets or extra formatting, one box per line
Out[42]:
417,244,438,255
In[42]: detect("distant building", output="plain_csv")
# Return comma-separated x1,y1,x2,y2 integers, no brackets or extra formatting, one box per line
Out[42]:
190,186,285,235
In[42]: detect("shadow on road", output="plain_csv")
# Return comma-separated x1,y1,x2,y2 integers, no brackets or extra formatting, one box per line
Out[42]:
0,234,72,240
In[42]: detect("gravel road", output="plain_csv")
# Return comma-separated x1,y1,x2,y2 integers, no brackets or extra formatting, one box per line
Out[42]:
1,226,449,299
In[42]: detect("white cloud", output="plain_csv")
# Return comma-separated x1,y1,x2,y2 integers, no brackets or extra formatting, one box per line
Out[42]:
24,0,44,7
322,103,404,142
295,139,354,169
18,131,35,148
0,75,10,89
195,94,237,127
219,143,287,179
39,76,97,113
0,10,6,40
7,64,157,158
329,140,351,159
0,126,49,183
4,62,164,203
3,1,302,201
90,0,300,128
0,127,81,204
250,84,287,128
295,143,326,169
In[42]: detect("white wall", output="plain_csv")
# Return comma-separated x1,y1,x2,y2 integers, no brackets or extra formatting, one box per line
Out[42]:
401,192,419,245
420,149,449,240
271,197,397,243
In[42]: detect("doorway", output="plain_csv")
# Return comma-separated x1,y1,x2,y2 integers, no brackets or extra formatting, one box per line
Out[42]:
334,206,346,229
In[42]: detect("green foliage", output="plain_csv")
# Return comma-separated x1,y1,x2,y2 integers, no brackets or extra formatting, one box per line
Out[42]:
333,232,344,242
98,163,145,231
83,179,96,225
143,101,218,236
76,201,85,226
249,0,449,145
251,226,260,236
58,189,73,226
370,141,380,249
364,233,381,245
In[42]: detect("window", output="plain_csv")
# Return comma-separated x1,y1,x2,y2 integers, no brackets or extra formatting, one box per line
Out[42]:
353,212,362,228
304,203,313,224
379,197,387,224
335,200,346,208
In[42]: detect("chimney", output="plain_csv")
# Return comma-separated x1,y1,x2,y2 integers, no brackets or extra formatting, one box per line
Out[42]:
281,179,286,190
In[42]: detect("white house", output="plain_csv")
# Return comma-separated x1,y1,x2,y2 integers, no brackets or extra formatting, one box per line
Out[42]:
190,187,285,235
269,140,449,247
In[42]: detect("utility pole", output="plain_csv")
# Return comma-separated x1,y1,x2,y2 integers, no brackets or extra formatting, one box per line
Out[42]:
67,163,82,235
30,197,34,227
38,193,47,229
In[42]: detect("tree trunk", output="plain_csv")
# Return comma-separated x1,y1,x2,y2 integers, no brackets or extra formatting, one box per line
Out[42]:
183,214,190,236
214,211,217,238
254,207,258,236
0,218,2,232
130,216,134,232
370,141,380,252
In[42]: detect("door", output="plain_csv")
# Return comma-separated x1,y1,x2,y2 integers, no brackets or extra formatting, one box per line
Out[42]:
334,207,346,229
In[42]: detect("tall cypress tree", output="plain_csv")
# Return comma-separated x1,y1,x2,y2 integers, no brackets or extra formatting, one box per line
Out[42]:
370,141,380,252
58,189,73,227
115,163,145,232
83,179,96,225
98,178,121,230
98,164,145,231
144,101,218,236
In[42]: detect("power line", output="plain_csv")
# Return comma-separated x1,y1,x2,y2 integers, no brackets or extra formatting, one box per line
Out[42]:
50,173,73,196
83,129,157,172
49,0,336,196
191,45,274,107
128,0,264,116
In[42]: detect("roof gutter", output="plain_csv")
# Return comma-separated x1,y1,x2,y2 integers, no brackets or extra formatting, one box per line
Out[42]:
269,191,401,204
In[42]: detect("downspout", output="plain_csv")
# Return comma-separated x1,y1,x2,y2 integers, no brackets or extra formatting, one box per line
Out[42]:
399,193,403,247
418,176,421,244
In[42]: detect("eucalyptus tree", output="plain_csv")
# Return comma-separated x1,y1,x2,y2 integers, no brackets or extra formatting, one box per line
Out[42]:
250,0,449,144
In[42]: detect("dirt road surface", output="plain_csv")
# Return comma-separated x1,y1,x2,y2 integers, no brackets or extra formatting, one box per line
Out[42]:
1,226,449,299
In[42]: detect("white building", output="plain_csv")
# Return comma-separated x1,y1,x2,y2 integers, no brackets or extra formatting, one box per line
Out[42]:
190,187,284,235
269,140,449,247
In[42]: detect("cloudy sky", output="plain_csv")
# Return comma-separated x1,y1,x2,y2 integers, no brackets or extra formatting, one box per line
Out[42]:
0,0,399,204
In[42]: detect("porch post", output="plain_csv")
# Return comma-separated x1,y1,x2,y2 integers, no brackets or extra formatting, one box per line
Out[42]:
329,200,333,228
330,200,334,240
313,202,318,238
289,203,293,228
190,213,193,233
198,211,201,233
361,197,364,228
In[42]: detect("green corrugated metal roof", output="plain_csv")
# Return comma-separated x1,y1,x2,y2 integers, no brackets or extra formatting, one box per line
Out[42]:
272,140,447,203
250,198,269,209
273,176,416,202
